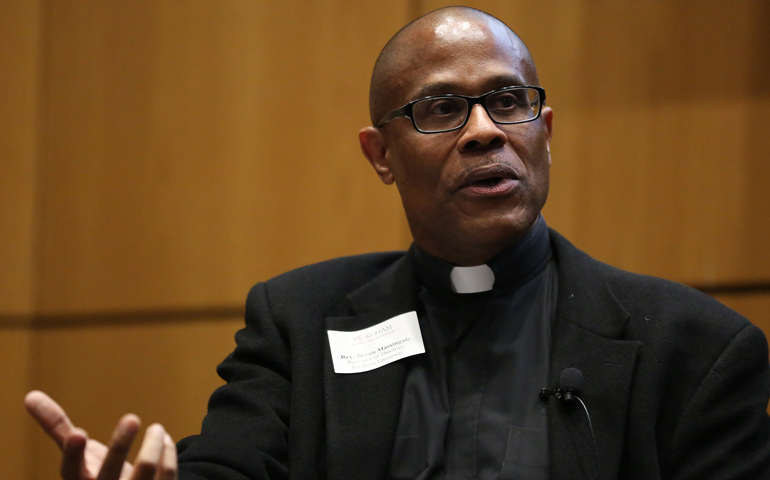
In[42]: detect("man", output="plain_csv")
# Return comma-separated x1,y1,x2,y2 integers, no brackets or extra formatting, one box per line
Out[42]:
26,6,770,480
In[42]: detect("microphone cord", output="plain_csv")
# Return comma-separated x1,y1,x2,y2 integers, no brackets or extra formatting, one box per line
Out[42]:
574,395,600,480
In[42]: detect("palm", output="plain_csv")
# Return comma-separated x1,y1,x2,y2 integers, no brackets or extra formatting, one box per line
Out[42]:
24,390,175,480
82,439,133,480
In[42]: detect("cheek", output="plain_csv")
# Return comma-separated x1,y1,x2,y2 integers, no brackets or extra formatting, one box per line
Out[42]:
523,144,551,203
513,130,550,175
389,137,453,190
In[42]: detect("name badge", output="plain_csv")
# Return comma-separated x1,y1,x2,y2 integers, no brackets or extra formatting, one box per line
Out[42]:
327,311,425,374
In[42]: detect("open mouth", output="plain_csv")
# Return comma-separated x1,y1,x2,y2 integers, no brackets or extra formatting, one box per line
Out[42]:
462,175,516,196
459,164,518,196
471,176,505,187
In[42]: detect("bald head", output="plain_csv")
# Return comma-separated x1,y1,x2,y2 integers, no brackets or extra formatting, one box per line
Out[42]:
369,7,538,125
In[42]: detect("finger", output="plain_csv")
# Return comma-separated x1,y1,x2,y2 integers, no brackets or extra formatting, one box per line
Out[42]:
60,427,88,480
130,424,166,480
96,414,141,480
155,433,177,480
24,390,76,449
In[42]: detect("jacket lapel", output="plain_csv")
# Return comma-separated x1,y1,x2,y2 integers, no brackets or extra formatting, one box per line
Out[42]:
324,251,420,480
547,230,642,480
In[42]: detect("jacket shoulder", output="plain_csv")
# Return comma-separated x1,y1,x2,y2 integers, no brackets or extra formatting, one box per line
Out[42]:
549,228,751,333
268,251,405,287
250,251,407,314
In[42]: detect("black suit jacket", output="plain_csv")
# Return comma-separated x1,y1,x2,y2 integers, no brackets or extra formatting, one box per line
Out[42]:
177,230,770,479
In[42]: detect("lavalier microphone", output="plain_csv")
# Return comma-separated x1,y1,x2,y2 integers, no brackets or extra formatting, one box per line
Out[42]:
540,368,600,479
539,367,583,402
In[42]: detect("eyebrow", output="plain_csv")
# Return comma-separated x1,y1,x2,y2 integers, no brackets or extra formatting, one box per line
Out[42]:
414,74,528,99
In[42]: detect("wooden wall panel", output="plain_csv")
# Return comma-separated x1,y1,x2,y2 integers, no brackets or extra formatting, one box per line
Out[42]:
0,330,35,480
420,0,770,286
0,3,41,476
30,317,242,479
36,1,411,315
0,0,41,315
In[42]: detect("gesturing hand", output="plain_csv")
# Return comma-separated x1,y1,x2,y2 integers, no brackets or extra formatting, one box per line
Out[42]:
24,390,177,480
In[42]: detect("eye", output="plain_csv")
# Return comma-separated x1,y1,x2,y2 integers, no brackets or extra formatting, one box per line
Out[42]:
425,98,463,116
489,92,524,111
411,97,466,131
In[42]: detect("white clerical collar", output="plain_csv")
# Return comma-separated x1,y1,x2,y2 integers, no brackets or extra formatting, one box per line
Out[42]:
449,264,495,294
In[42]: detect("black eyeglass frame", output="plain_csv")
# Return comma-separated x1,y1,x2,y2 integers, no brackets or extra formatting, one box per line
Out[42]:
376,85,547,134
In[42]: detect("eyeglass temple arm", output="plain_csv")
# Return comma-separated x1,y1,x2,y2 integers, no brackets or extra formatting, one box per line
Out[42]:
376,105,409,128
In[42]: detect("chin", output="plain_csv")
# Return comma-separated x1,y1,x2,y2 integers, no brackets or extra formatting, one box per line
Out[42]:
470,212,539,242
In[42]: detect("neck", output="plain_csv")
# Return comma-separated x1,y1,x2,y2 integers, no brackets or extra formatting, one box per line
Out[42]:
411,215,552,295
414,218,541,266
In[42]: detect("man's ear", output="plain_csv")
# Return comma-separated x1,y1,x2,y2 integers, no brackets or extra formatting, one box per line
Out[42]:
542,106,553,166
359,126,394,185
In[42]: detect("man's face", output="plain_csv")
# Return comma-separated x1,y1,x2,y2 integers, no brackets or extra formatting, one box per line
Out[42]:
362,16,553,265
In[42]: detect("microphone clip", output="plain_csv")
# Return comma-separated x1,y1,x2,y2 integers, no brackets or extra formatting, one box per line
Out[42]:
539,387,577,402
540,367,584,403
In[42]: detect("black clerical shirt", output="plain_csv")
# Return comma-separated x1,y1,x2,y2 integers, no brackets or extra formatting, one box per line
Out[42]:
388,217,557,480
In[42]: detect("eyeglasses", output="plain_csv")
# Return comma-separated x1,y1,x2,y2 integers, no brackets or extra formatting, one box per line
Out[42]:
376,86,546,134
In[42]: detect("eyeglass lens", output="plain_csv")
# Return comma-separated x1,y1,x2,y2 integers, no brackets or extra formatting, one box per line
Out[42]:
411,87,541,132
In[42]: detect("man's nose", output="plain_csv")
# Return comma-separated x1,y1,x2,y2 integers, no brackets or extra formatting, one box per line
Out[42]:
458,104,507,152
